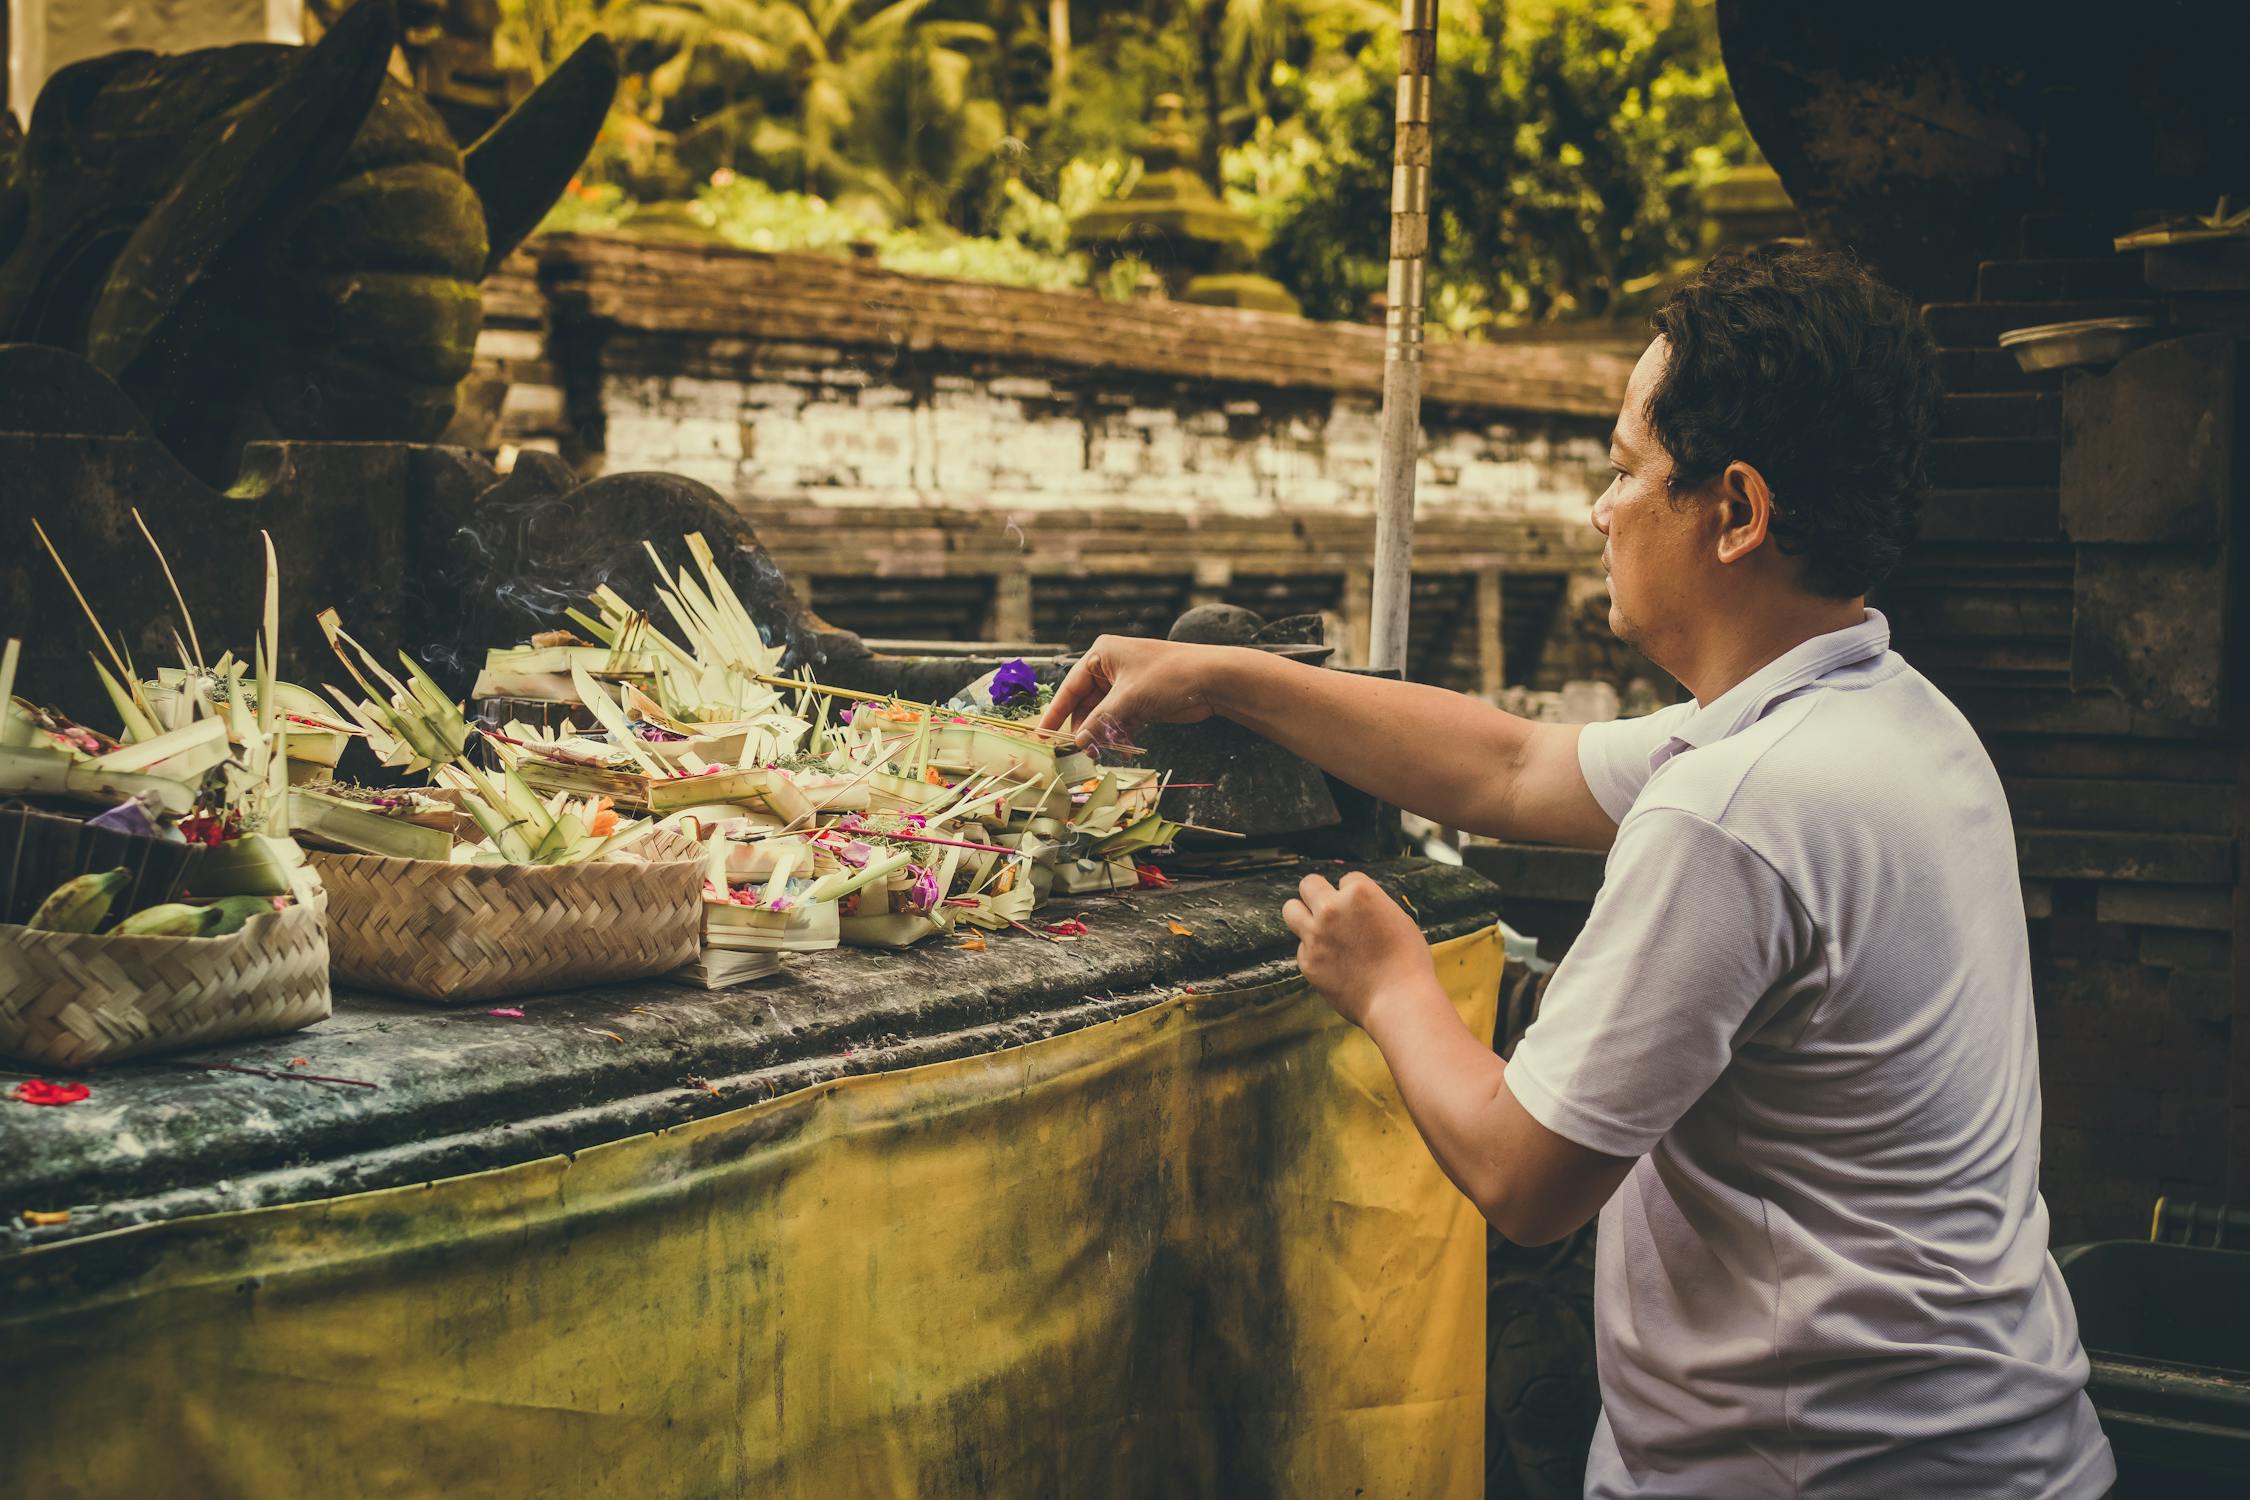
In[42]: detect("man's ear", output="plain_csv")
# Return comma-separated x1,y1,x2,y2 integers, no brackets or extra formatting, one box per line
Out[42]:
1713,459,1775,566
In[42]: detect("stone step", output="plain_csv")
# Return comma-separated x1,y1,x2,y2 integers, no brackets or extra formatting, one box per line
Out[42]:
1936,347,2067,394
1916,487,2061,541
1938,391,2060,439
1975,257,2150,303
1927,436,2060,489
1922,299,2160,349
2018,211,2143,260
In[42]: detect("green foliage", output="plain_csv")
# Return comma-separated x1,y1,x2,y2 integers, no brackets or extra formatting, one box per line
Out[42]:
540,179,639,232
683,171,1146,293
1250,2,1757,326
501,0,1757,324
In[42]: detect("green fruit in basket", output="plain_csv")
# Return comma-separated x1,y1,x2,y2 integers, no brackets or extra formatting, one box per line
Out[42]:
26,868,132,933
111,903,224,938
203,895,283,937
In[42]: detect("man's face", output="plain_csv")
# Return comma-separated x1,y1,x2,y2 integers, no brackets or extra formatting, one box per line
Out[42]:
1592,338,1711,656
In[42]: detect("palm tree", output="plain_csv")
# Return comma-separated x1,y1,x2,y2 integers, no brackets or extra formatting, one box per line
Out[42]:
836,19,1003,222
606,0,999,216
1191,0,1393,185
1048,0,1070,105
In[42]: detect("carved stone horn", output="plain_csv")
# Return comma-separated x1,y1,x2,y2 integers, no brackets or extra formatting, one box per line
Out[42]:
82,0,398,377
463,35,621,277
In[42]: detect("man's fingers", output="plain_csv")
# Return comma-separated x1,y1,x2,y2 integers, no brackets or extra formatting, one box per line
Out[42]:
1077,696,1143,752
1337,871,1391,909
1297,873,1338,911
1281,897,1311,938
1040,654,1107,733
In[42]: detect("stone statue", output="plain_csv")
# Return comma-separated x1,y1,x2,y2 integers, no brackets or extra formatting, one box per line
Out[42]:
0,0,617,482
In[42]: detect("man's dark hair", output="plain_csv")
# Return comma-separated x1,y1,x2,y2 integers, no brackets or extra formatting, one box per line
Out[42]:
1646,248,1941,598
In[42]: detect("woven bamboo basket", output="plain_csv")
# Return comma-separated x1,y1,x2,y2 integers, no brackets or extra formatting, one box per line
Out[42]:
305,830,704,1003
0,804,198,926
0,891,333,1068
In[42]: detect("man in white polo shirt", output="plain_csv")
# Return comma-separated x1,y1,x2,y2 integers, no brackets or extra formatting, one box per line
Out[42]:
1044,249,2114,1496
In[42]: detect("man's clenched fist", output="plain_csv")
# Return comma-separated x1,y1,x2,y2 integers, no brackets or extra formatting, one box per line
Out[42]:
1281,870,1435,1028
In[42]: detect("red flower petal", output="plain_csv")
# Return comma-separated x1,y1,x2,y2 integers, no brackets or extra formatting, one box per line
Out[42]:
14,1080,90,1106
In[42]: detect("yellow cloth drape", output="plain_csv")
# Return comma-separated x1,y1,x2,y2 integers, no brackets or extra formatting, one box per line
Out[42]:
2,926,1501,1499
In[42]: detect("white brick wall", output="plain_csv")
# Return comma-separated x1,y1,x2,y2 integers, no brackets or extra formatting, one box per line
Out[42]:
597,349,1610,522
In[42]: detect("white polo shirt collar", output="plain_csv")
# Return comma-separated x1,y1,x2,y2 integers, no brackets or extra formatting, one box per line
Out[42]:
1649,609,1892,776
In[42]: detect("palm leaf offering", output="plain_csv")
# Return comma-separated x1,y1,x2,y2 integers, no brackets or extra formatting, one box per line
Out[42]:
458,531,1225,960
307,610,661,869
7,517,1227,984
5,517,325,933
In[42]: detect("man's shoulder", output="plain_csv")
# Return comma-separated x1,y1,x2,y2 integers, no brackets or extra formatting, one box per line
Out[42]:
1635,669,1959,830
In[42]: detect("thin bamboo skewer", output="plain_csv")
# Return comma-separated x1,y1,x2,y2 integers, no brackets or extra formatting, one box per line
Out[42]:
751,674,1144,754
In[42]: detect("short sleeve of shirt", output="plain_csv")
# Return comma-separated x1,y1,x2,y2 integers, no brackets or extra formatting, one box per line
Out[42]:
1576,702,1695,825
1506,807,1819,1158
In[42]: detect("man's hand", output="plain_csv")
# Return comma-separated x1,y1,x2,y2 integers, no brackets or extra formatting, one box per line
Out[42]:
1288,871,1636,1246
1041,634,1224,750
1281,871,1438,1028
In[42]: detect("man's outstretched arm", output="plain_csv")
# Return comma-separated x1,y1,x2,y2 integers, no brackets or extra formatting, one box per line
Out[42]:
1042,635,1618,849
1284,872,1635,1245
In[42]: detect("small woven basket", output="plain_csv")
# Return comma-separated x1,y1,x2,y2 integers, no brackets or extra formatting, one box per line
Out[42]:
305,831,704,1003
0,892,333,1068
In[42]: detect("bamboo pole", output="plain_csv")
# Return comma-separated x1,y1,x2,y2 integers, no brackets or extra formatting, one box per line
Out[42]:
1366,0,1439,675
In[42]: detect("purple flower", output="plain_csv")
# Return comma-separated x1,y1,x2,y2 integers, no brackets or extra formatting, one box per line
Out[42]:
838,708,855,725
990,659,1038,704
87,796,161,839
906,863,940,913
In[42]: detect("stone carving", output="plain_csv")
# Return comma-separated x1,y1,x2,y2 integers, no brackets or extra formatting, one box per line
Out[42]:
0,0,617,482
308,0,519,143
0,345,867,722
1069,93,1301,314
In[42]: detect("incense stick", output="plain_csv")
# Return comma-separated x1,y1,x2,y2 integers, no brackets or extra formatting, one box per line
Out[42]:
750,673,1144,753
132,509,203,673
30,518,155,722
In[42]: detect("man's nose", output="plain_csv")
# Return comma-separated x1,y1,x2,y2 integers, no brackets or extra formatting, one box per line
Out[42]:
1591,490,1613,536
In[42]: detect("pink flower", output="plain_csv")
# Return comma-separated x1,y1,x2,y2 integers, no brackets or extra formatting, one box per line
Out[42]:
487,1008,525,1019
